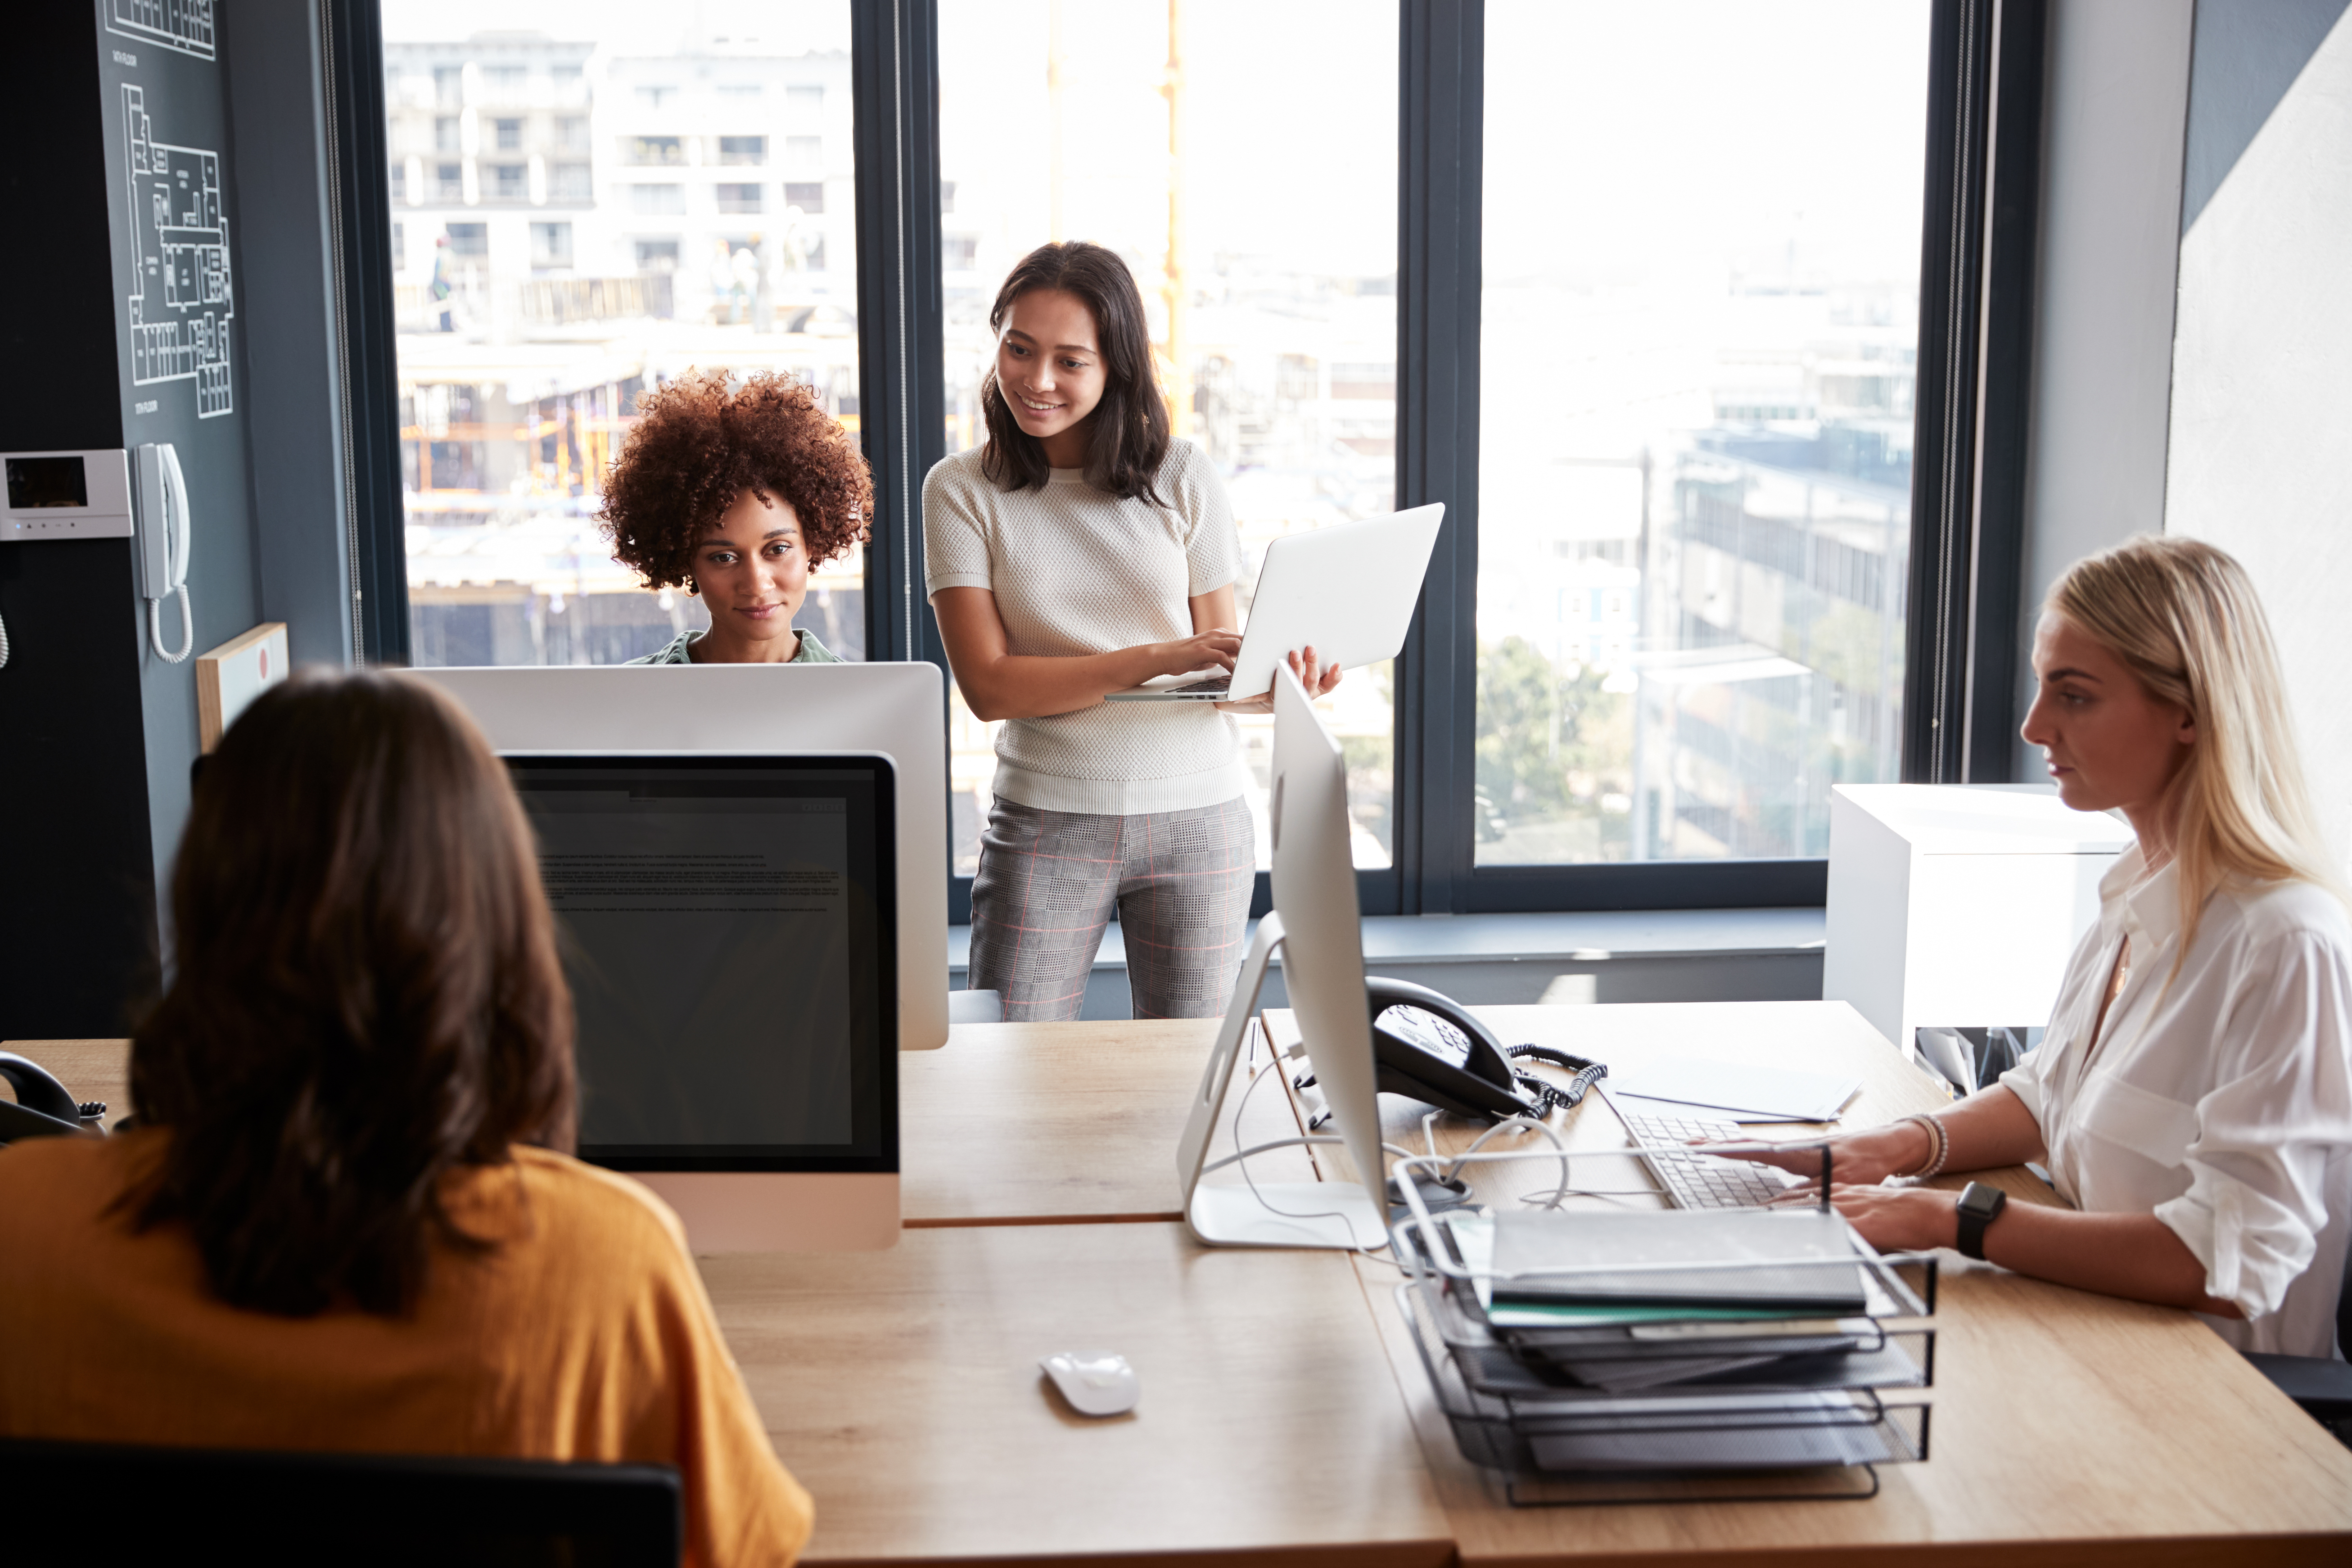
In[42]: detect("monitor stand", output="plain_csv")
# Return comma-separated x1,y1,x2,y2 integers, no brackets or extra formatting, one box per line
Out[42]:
1174,914,1389,1250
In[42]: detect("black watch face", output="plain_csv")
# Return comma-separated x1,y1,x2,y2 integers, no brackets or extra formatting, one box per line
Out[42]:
1959,1184,2003,1217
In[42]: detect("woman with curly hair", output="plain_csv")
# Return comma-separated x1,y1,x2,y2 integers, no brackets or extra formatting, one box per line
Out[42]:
599,368,873,665
923,242,1339,1023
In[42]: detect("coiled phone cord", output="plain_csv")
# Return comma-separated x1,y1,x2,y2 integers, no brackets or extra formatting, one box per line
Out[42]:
149,583,193,664
1506,1043,1608,1117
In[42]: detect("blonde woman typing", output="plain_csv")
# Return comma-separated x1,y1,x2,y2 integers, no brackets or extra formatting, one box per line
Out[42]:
1723,537,2352,1357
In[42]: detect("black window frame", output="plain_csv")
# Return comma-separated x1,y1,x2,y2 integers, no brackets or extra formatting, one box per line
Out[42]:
332,0,2044,920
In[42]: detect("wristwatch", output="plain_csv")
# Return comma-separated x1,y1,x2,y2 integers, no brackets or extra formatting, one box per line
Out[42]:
1955,1181,2008,1261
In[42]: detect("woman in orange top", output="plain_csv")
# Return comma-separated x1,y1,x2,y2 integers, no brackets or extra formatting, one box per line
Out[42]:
0,670,812,1567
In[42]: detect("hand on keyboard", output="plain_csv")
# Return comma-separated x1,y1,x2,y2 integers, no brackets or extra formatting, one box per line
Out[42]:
1617,1107,1806,1211
1689,1116,1933,1187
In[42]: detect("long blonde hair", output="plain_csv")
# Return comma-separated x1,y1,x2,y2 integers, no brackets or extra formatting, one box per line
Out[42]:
2048,536,2344,954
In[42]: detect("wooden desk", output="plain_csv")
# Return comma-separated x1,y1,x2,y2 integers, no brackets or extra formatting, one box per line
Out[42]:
9,1023,1313,1229
709,1220,1449,1567
898,1018,1311,1225
6,1034,1432,1566
17,1010,2352,1565
1272,1002,2352,1564
2,1040,125,1117
1267,1000,2054,1214
1370,1258,2352,1567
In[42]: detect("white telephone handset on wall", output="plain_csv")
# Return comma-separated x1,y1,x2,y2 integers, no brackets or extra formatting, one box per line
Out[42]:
135,443,193,664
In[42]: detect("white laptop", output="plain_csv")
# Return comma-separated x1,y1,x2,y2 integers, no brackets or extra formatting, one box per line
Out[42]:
1104,503,1445,702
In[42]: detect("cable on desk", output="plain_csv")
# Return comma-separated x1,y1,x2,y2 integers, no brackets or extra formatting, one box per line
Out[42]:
1446,1116,1573,1210
1228,1030,1395,1255
1414,1130,1670,1208
1417,1107,1578,1211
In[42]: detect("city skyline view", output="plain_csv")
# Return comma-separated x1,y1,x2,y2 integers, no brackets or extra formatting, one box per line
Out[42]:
1478,0,1931,864
382,0,1936,874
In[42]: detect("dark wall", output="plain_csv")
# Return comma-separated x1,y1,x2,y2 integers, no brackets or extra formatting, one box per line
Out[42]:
0,8,156,1035
222,3,356,671
0,5,266,1036
98,4,265,930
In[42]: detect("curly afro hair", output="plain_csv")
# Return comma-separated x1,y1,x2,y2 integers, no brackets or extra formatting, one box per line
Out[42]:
598,369,873,591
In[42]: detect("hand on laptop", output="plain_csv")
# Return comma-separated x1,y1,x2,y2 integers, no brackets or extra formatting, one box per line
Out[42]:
1149,627,1244,681
1219,646,1343,714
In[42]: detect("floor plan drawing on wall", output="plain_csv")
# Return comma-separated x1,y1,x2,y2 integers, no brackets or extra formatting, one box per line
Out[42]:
124,85,235,419
106,0,217,61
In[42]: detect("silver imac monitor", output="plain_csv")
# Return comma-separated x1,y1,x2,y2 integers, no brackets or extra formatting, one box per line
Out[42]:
504,752,899,1252
1175,664,1388,1248
411,663,948,1049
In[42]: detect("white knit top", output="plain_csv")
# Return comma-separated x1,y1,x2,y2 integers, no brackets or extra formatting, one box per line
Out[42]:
922,439,1249,816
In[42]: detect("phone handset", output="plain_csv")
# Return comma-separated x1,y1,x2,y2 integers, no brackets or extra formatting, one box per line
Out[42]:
0,1051,104,1145
1355,976,1608,1122
135,443,193,663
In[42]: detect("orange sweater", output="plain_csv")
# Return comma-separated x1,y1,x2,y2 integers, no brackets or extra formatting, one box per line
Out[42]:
0,1131,811,1568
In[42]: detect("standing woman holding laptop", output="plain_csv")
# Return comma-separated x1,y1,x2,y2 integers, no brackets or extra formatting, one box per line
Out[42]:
924,242,1336,1022
1721,537,2352,1357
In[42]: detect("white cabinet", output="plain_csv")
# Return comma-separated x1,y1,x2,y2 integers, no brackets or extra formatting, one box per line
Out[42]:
1824,784,2131,1066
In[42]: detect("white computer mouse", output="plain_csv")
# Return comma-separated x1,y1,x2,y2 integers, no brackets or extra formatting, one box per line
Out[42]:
1038,1351,1139,1417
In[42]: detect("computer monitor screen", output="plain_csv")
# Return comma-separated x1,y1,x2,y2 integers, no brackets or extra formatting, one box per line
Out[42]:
412,664,950,1050
505,754,898,1173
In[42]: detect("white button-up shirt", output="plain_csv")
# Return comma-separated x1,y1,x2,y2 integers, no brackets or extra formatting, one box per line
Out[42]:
1999,846,2352,1356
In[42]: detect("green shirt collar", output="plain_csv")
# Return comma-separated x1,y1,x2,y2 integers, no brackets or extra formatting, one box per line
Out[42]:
628,628,843,665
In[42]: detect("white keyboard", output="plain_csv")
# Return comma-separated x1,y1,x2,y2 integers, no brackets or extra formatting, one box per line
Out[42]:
1616,1106,1804,1210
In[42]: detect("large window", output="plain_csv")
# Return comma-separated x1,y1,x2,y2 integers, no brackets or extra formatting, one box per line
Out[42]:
1477,1,1931,866
348,0,2022,916
935,0,1400,875
381,4,863,669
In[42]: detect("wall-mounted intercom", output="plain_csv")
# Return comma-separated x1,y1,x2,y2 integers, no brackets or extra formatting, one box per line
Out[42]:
2,450,136,542
0,449,135,669
0,445,195,667
135,443,194,663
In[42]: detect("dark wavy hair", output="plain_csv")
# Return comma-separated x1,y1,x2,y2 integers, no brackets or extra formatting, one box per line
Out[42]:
125,669,577,1318
598,368,873,591
980,241,1171,502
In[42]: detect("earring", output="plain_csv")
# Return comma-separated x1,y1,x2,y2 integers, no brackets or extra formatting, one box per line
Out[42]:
685,582,699,598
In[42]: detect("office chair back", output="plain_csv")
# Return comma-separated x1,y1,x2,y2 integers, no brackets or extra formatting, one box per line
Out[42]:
2240,1198,2352,1440
0,1438,682,1567
2332,1223,2352,1362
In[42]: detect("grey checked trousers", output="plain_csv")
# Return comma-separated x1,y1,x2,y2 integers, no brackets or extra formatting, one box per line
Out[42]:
967,795,1255,1022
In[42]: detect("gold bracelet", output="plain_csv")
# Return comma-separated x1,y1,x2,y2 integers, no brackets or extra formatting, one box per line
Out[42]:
1901,1112,1950,1180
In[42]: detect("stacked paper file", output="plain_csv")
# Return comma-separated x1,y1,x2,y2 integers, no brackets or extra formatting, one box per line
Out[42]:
1394,1207,1935,1501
